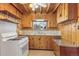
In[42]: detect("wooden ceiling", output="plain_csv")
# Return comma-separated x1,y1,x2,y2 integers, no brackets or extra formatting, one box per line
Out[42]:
11,3,60,14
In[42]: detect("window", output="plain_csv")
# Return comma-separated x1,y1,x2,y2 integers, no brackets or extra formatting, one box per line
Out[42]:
33,19,47,30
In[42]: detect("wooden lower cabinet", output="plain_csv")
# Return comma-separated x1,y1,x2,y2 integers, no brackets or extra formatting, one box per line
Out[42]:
52,39,60,56
29,36,53,50
29,36,34,49
33,36,40,49
60,46,79,56
39,37,47,49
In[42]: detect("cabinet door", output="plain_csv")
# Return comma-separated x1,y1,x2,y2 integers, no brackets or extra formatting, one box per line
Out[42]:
21,15,32,28
52,39,60,56
57,4,63,23
47,37,53,49
40,36,48,49
57,4,67,23
29,36,53,50
29,36,40,49
69,4,77,20
64,4,68,21
61,4,65,22
33,36,40,49
46,13,57,28
57,3,77,23
29,36,34,49
78,4,79,18
40,36,53,50
57,5,61,23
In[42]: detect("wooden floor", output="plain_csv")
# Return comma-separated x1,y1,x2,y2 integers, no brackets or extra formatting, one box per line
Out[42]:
28,50,55,56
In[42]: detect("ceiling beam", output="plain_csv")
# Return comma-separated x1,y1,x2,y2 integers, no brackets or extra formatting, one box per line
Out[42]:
46,4,50,13
25,4,32,13
11,3,23,14
22,4,30,14
40,6,42,13
52,3,60,13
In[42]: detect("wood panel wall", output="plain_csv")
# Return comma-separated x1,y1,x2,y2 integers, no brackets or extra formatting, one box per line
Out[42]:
58,21,77,45
21,12,57,29
57,4,79,46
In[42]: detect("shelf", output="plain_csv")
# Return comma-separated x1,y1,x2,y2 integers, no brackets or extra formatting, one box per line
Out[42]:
0,13,19,24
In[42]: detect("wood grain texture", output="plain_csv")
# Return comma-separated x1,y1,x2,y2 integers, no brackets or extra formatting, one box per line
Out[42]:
0,3,22,19
21,13,57,29
60,46,79,56
57,3,78,23
29,36,53,50
58,21,77,46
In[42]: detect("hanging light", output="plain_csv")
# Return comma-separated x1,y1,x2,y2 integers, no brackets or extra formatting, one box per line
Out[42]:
38,3,47,8
29,3,47,11
34,4,39,8
32,8,35,11
29,4,33,8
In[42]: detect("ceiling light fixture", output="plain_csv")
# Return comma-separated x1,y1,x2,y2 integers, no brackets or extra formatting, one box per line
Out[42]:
29,4,33,8
32,8,35,11
29,3,47,11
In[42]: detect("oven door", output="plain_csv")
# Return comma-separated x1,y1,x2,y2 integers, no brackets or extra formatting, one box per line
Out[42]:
19,40,29,55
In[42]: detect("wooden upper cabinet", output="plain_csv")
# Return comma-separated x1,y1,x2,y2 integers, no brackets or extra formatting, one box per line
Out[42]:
57,3,78,23
57,4,62,23
78,4,79,20
47,13,57,28
0,3,22,19
21,14,32,28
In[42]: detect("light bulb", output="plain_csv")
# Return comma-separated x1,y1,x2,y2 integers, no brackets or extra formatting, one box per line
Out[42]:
32,8,35,11
35,5,39,8
29,4,33,8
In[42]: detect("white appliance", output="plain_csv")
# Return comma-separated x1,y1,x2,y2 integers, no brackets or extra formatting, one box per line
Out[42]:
0,20,29,56
0,32,29,56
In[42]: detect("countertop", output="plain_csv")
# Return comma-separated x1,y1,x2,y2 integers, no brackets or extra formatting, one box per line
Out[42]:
19,30,79,47
19,30,61,36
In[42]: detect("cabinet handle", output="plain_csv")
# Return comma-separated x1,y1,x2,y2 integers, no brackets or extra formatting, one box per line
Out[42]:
60,13,62,17
39,37,41,40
